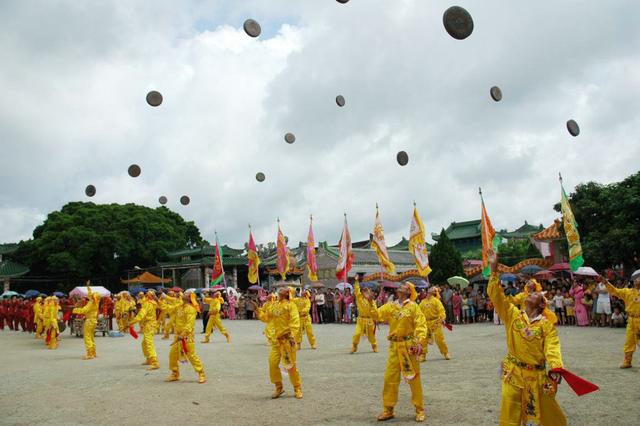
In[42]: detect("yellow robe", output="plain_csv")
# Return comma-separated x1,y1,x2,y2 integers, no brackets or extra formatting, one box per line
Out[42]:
203,296,229,342
488,273,566,426
418,296,449,359
43,299,60,349
167,302,205,378
352,282,378,351
293,297,316,348
605,282,640,360
256,300,276,345
377,300,428,412
130,299,159,366
72,294,99,358
257,299,301,389
33,301,44,338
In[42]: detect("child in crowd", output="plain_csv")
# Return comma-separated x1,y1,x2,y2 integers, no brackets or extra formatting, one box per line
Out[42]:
564,291,575,326
461,293,470,324
611,307,625,328
552,291,565,325
452,291,461,324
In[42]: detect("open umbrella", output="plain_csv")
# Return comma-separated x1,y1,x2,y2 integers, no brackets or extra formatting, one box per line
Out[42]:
500,273,518,282
534,270,554,280
381,282,400,289
520,265,543,275
1,291,19,299
632,269,640,281
549,263,571,272
24,289,40,298
336,283,353,292
361,281,379,290
414,280,429,289
170,286,182,293
210,285,225,291
311,282,325,289
248,285,262,291
53,292,67,298
574,267,599,277
447,276,469,287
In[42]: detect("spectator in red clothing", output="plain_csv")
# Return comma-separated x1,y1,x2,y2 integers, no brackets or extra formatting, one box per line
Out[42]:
452,290,462,324
0,300,7,330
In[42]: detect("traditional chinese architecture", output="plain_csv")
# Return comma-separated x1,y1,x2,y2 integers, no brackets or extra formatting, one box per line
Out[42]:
532,219,565,263
120,271,172,291
432,220,483,254
0,244,29,291
500,221,544,241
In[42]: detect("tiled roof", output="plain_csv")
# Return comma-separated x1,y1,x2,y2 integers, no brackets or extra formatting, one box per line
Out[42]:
165,244,244,259
0,260,29,278
0,243,18,255
533,219,562,241
433,220,481,240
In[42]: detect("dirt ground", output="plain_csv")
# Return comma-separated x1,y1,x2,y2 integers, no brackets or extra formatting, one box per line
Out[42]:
0,321,637,425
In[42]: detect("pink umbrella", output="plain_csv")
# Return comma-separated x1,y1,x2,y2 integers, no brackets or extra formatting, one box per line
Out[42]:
549,263,571,271
534,270,554,280
210,285,225,291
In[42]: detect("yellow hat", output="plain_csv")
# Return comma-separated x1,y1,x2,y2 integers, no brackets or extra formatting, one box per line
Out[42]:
407,282,418,302
288,287,295,300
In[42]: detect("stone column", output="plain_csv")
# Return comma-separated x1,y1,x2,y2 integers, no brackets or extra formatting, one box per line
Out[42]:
233,267,238,289
3,279,10,292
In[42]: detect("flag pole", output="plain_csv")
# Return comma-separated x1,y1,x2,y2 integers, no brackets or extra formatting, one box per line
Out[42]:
250,223,262,288
376,203,384,282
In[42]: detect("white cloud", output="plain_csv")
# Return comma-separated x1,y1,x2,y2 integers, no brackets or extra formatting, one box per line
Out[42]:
1,0,639,250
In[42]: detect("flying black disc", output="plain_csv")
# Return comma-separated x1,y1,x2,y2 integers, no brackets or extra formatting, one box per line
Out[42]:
128,164,141,178
180,195,190,206
566,120,580,137
284,133,296,144
85,185,96,197
490,86,502,102
243,19,261,38
397,151,409,166
146,91,163,107
443,6,474,40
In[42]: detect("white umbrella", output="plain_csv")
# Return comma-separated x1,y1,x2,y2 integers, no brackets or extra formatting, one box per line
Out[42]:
574,267,599,277
336,283,353,292
69,286,111,298
631,269,640,281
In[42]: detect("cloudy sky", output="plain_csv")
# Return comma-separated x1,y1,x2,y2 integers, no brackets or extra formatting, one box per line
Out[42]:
1,0,639,249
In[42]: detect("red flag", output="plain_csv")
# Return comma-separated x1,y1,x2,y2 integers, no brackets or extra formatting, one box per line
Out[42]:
211,234,224,286
306,216,318,281
443,322,453,331
276,222,290,280
129,326,139,339
247,228,260,284
336,215,354,281
550,368,599,396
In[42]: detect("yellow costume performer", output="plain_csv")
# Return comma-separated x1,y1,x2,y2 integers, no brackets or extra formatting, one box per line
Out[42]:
351,281,378,353
129,291,160,370
43,297,61,349
488,256,566,426
162,291,179,339
377,283,428,422
418,288,450,361
257,287,303,399
508,280,558,325
33,297,44,339
202,291,230,343
604,279,640,368
293,291,316,349
256,294,277,345
72,288,100,359
165,292,206,383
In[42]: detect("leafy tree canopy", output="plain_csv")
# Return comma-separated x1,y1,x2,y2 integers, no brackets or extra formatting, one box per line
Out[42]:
554,170,640,272
496,239,542,267
429,228,465,283
13,202,204,280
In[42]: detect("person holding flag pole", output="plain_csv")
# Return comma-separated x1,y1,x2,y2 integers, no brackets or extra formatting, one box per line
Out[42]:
293,216,318,350
202,232,231,344
247,224,261,285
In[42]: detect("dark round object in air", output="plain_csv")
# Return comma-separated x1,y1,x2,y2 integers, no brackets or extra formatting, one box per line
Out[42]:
397,151,409,166
128,164,141,178
256,172,266,182
243,19,262,38
85,185,96,197
336,95,346,107
284,133,296,144
180,195,190,206
146,91,163,107
336,0,350,3
567,120,580,137
490,86,502,102
159,196,168,205
443,6,474,40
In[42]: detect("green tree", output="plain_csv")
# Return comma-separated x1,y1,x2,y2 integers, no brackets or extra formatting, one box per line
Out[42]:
429,229,464,283
497,239,542,267
13,202,204,282
553,171,640,273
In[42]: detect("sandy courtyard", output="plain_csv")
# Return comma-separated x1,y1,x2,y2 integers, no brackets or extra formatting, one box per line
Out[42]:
0,321,637,425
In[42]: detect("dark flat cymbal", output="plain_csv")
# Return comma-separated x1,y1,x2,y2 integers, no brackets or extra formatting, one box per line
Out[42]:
336,95,346,107
490,86,502,102
397,151,409,166
567,120,580,137
443,6,474,40
128,164,141,178
159,196,168,205
284,133,296,144
244,19,261,38
256,172,266,182
180,195,190,206
336,0,350,3
146,91,163,107
85,185,96,197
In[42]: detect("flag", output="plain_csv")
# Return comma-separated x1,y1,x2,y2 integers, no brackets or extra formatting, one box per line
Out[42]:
276,222,290,281
247,228,260,284
306,217,318,282
211,235,225,286
336,215,354,281
409,205,431,277
481,192,500,278
371,206,395,274
560,182,584,271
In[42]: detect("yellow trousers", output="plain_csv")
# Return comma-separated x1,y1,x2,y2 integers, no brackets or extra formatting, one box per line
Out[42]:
296,315,316,348
623,317,640,356
163,313,175,338
352,318,377,350
269,337,301,388
382,343,423,411
169,335,204,376
141,322,158,361
499,381,566,426
423,322,448,357
83,319,97,355
46,327,58,349
35,319,44,338
204,314,228,339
